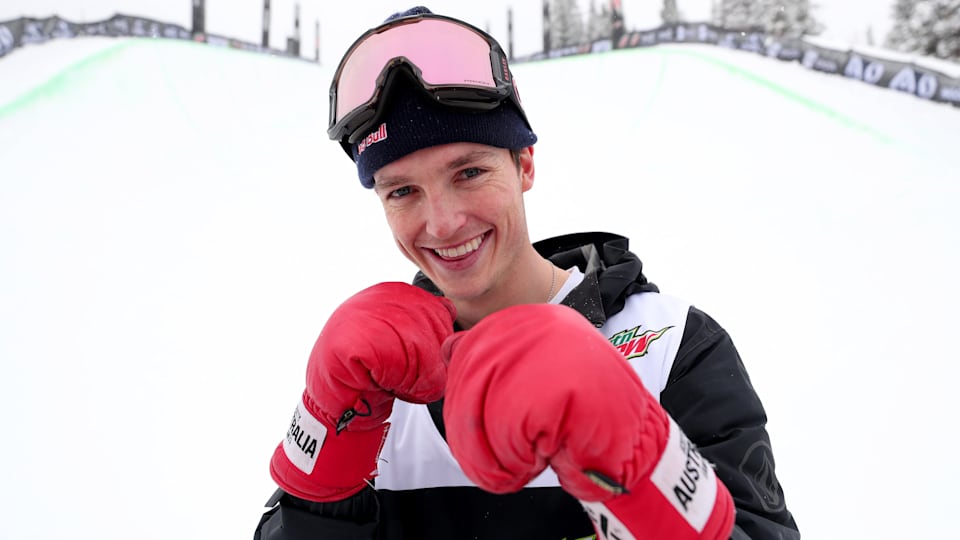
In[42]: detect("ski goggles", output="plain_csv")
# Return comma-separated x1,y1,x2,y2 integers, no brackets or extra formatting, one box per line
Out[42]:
328,13,531,147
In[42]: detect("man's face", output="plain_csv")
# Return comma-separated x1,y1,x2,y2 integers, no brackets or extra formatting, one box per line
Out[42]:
373,142,535,305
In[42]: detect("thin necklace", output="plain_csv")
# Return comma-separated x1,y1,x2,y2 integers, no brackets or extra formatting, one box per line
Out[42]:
546,263,557,303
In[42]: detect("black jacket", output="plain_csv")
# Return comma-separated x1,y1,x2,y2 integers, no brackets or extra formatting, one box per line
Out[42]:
255,232,800,539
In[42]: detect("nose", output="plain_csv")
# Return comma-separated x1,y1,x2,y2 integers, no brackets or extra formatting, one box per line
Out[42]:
424,190,465,240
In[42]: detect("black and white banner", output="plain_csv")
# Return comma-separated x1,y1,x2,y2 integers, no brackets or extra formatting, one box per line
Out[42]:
0,14,311,63
518,22,960,109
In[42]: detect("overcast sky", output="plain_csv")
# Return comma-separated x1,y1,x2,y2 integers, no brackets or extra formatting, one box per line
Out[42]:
1,1,896,64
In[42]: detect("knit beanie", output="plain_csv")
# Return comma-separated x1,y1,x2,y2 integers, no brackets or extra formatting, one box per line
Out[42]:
348,7,538,188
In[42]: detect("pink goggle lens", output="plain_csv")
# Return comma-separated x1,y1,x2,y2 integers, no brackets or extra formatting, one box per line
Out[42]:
335,19,497,124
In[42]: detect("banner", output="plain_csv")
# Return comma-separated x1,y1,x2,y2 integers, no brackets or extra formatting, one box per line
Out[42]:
0,19,20,57
798,42,849,75
515,21,960,109
0,14,311,62
938,76,960,107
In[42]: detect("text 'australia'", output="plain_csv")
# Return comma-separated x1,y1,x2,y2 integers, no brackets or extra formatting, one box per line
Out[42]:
674,434,711,512
286,409,318,458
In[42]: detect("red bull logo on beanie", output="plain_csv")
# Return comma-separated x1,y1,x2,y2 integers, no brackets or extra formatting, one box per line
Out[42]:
357,123,388,155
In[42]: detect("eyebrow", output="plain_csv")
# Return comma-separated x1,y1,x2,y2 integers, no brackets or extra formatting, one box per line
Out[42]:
444,150,497,171
374,150,500,192
373,176,407,193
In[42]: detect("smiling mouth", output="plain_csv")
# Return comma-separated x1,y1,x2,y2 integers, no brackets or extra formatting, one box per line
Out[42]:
433,233,484,259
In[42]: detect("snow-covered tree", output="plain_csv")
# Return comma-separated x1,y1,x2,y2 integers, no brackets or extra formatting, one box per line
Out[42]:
662,0,680,24
886,0,960,61
931,0,960,59
714,0,822,37
586,0,612,41
710,0,723,25
766,0,823,38
886,0,919,49
715,0,767,30
549,0,586,48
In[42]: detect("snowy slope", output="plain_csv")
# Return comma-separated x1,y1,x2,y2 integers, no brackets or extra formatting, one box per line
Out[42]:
1,37,959,539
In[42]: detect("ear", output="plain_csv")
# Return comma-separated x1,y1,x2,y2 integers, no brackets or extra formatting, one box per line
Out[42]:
519,146,535,192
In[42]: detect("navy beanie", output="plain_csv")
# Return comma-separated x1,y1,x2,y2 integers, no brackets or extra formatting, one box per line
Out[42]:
348,6,538,188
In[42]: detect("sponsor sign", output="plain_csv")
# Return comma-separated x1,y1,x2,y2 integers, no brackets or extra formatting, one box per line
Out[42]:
0,14,311,63
0,21,18,58
529,20,960,109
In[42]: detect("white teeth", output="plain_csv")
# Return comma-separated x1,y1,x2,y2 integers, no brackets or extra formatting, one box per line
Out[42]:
435,235,482,259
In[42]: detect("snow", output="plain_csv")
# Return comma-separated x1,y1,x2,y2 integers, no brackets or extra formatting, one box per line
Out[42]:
0,37,124,106
2,37,959,539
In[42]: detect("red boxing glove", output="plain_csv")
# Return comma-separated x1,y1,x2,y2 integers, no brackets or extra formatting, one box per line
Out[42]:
270,282,456,502
442,304,734,540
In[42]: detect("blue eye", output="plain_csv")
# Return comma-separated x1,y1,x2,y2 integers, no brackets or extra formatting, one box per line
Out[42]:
462,167,481,179
390,185,413,198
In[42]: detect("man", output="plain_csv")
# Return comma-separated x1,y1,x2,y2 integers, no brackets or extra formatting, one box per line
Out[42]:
256,6,799,539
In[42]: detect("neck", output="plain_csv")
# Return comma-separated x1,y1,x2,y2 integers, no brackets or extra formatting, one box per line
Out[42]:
452,245,563,330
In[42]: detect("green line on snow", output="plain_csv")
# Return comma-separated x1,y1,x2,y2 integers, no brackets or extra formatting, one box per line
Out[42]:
0,40,135,120
670,49,893,143
638,46,893,144
2,39,893,145
545,46,893,144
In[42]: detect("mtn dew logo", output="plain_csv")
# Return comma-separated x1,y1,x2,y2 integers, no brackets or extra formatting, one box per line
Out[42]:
609,325,673,359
